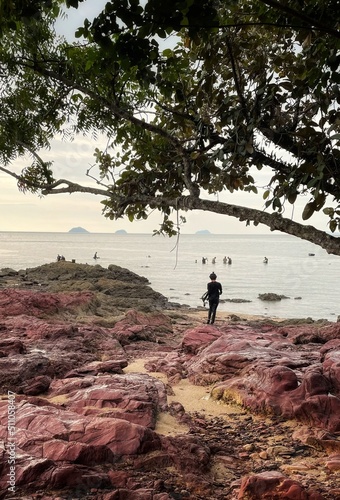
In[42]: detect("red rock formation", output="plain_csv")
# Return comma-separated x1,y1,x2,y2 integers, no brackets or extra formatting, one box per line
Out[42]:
0,263,339,499
110,309,173,345
180,323,340,431
238,471,324,499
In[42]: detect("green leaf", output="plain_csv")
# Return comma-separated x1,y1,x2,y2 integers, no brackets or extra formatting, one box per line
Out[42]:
329,220,337,232
302,202,315,220
66,0,81,9
85,59,94,71
75,28,84,38
162,49,173,58
323,207,334,216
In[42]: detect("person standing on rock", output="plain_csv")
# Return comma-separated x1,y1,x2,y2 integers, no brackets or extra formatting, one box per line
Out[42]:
207,272,222,324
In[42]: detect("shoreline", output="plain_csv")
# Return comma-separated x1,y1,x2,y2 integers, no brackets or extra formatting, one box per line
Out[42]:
1,232,340,321
173,305,336,325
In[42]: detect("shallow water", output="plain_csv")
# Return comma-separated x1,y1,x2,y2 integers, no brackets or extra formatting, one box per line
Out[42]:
0,231,339,321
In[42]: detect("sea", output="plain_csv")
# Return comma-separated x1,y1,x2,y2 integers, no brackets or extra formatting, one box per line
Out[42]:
0,231,339,322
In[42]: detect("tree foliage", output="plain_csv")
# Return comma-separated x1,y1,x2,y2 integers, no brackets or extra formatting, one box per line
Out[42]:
1,0,340,253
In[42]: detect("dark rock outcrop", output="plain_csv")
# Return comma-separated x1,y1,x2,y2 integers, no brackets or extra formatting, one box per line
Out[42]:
0,261,170,314
258,293,290,301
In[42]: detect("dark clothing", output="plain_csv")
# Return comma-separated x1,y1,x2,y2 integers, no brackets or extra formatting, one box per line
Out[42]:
208,281,222,300
207,280,222,324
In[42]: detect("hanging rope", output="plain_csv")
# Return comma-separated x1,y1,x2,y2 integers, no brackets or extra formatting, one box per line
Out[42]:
170,199,181,269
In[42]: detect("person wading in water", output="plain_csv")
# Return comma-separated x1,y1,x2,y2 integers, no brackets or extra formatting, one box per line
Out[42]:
207,272,222,324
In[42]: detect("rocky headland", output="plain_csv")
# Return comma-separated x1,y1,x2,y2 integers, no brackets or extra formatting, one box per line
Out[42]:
0,261,339,499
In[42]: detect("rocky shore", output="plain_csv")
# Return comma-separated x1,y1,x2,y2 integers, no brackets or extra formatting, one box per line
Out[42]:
0,262,339,499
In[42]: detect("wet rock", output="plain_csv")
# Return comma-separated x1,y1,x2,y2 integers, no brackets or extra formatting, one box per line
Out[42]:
258,293,290,301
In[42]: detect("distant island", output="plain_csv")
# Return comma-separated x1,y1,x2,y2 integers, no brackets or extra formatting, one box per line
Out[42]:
115,229,127,234
68,227,90,234
195,229,211,235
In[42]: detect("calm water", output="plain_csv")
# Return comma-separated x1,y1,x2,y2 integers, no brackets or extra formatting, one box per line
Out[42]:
0,232,339,321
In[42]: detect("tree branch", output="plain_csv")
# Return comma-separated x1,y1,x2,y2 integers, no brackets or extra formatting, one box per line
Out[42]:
28,175,339,255
41,179,109,196
0,165,21,181
17,60,183,149
121,193,340,255
225,35,249,121
16,140,48,165
258,0,340,38
184,196,340,256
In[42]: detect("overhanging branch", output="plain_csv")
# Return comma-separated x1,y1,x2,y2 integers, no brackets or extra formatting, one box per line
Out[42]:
114,192,340,256
2,164,339,254
185,196,340,255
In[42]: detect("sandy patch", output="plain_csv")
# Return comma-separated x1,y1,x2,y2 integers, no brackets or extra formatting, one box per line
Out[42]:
183,308,285,324
124,359,244,435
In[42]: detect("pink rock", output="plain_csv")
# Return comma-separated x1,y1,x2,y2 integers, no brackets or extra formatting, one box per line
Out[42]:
1,275,339,499
48,464,110,489
321,343,340,396
181,325,222,354
0,315,128,392
0,288,95,318
179,321,340,431
0,353,54,393
279,321,340,344
0,337,26,355
68,416,160,455
48,373,168,428
64,359,127,377
42,439,115,464
237,471,325,499
111,309,173,345
144,352,188,382
18,375,52,395
186,332,284,385
10,457,56,489
325,454,340,471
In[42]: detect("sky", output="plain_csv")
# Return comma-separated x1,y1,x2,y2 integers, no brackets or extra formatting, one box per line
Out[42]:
0,1,333,235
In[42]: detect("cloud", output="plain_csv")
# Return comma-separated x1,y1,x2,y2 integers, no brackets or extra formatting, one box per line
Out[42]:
55,0,108,40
